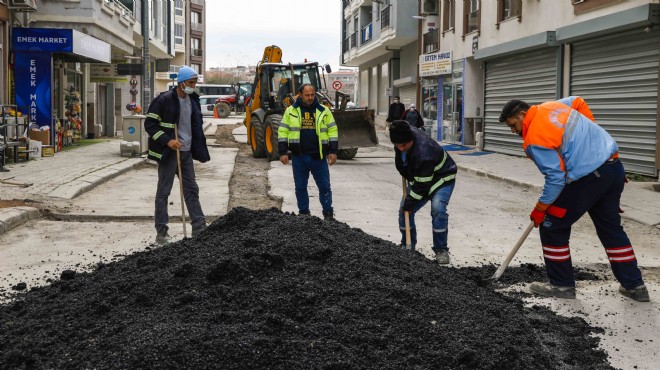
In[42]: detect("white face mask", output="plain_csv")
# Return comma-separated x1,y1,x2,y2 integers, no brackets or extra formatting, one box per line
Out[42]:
183,86,195,95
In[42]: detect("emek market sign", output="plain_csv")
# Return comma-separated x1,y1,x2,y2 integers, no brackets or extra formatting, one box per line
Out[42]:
419,51,452,77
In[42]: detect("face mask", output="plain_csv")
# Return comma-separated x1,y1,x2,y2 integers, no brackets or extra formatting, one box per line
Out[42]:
183,86,195,95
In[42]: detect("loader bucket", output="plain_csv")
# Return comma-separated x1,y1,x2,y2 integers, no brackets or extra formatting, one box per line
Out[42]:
333,108,379,149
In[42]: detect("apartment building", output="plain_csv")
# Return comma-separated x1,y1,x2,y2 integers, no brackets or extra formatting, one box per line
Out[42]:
346,0,659,177
341,0,418,122
327,68,359,103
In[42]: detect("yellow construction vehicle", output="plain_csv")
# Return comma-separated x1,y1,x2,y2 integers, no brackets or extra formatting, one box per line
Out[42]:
244,45,378,161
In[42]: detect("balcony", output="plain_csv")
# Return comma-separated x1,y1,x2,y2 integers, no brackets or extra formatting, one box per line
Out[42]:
191,22,204,32
343,37,349,54
350,32,357,48
191,48,203,57
361,23,372,44
423,29,439,54
381,5,390,29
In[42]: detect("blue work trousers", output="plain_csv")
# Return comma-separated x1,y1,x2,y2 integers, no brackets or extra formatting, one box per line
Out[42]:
399,181,455,251
291,154,333,216
540,159,644,289
155,151,206,234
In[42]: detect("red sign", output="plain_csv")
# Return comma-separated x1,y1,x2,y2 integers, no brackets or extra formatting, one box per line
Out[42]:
332,80,342,90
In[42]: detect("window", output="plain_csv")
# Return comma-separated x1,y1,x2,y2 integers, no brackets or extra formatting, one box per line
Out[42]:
442,0,455,33
174,0,183,16
191,11,201,24
191,38,202,57
497,0,521,28
175,23,184,45
463,0,480,37
191,64,201,74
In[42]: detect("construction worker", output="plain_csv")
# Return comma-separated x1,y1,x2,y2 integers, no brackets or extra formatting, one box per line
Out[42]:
144,65,210,244
389,120,457,264
278,83,338,220
499,96,648,302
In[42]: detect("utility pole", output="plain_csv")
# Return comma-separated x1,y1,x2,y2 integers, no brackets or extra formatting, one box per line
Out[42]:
142,0,151,110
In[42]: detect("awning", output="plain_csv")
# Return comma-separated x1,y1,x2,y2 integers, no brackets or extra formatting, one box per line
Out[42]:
13,28,111,63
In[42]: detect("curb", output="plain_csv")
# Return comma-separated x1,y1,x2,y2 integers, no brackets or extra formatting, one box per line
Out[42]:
48,158,146,200
0,206,41,235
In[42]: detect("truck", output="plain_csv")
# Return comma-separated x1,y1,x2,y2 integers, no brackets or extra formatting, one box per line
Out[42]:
243,45,378,161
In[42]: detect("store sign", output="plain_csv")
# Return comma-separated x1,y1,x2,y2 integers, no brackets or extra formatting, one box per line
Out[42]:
90,64,129,83
419,51,452,77
14,53,52,127
13,28,111,131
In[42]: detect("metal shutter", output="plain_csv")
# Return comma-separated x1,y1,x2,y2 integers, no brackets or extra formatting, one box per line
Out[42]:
571,31,659,176
483,48,559,155
398,85,417,108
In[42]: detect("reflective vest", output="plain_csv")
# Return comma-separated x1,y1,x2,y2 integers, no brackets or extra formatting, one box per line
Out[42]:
278,99,338,159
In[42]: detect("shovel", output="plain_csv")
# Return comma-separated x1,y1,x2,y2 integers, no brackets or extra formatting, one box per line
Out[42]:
174,125,187,238
401,177,412,250
485,220,535,283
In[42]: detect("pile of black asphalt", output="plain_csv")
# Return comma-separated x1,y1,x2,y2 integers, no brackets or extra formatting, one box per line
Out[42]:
0,208,612,369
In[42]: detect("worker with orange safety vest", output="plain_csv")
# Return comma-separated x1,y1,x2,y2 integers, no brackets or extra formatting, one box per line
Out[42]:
499,96,648,302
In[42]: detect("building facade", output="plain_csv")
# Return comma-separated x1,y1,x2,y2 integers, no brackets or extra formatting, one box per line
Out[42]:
343,0,660,177
327,68,359,104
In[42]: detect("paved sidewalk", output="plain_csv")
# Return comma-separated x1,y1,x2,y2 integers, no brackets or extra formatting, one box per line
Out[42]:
376,130,660,228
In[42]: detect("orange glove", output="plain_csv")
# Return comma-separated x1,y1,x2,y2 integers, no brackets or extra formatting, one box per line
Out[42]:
530,202,550,228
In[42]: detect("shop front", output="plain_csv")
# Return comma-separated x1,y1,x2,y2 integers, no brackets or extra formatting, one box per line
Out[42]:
13,28,110,150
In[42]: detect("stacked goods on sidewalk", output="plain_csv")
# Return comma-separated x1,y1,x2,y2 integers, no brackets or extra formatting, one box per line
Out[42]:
0,208,611,369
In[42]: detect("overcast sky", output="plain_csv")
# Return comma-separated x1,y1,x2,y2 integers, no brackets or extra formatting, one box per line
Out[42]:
204,0,345,71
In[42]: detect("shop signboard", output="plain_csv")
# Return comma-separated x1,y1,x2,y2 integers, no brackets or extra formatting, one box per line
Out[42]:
90,64,129,83
419,51,452,77
13,28,110,133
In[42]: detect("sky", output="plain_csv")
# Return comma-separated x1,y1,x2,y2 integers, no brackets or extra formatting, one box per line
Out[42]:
204,0,346,71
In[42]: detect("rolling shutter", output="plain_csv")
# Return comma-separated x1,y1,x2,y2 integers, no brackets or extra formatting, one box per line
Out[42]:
570,31,659,176
483,48,559,155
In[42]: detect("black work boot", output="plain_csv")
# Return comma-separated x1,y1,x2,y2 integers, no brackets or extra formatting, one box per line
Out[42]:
619,285,650,302
323,211,334,221
529,282,576,299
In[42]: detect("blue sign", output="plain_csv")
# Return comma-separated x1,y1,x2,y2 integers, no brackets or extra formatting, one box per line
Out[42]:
15,52,52,130
13,28,73,53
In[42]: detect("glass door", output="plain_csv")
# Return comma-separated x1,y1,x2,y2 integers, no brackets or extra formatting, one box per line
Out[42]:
442,83,463,143
421,82,437,138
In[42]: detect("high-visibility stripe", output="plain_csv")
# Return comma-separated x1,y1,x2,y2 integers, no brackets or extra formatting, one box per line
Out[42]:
279,122,290,130
329,137,338,141
542,245,571,261
160,122,175,128
409,190,423,200
321,140,329,144
288,127,300,132
434,152,448,171
147,113,161,121
414,175,433,183
433,228,447,233
429,174,456,194
559,110,580,154
327,121,337,128
320,128,328,133
153,131,165,140
148,150,162,159
606,246,636,263
278,138,288,142
289,139,300,143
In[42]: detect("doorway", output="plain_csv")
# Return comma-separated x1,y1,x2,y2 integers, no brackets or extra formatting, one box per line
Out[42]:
442,83,463,143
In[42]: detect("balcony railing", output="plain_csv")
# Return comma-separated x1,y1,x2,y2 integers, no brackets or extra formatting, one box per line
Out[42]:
381,5,391,29
423,29,439,53
361,23,372,44
343,37,349,53
191,22,204,32
350,32,357,48
191,48,203,57
467,10,479,34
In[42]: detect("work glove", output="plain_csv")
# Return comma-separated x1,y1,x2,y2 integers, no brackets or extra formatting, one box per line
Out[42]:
530,201,550,228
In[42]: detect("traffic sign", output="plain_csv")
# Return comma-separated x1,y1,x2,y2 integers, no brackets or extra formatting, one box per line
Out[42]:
332,80,342,90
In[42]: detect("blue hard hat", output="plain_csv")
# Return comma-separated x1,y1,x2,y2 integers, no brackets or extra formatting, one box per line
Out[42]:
177,66,198,83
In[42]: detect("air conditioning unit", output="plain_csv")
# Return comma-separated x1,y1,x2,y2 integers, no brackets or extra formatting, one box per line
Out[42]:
421,0,438,15
10,0,37,11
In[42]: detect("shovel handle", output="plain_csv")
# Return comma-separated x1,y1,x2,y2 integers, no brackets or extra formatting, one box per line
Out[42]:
401,177,412,248
491,221,535,280
175,125,187,238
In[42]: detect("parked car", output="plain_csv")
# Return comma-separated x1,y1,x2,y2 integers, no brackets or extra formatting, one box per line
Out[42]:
199,95,222,117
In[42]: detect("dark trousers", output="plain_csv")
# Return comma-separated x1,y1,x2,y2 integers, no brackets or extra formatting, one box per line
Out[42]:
291,154,333,216
155,151,205,234
540,159,644,289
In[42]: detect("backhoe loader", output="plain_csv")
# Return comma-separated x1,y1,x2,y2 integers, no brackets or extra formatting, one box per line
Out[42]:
244,45,378,161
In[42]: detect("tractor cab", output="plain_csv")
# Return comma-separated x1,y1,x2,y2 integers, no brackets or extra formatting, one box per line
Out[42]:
255,62,326,112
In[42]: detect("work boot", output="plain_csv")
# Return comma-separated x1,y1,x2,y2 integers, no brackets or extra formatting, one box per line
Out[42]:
298,210,311,216
529,282,576,299
323,212,334,221
435,250,450,265
192,224,207,237
155,232,172,245
399,243,415,251
619,285,650,302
